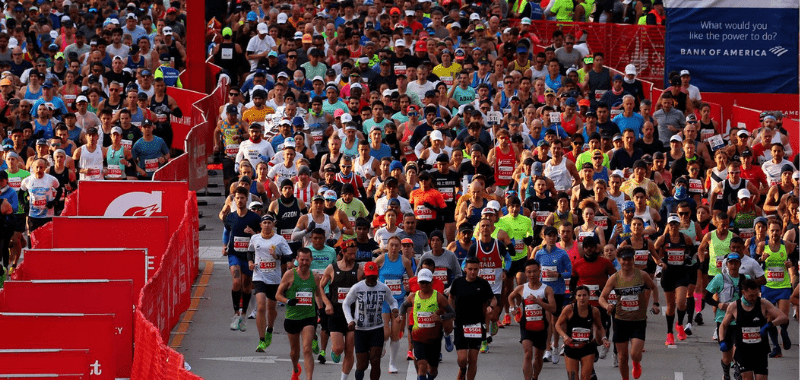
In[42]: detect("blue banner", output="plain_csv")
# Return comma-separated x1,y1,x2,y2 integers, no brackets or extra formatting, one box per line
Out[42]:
665,0,799,94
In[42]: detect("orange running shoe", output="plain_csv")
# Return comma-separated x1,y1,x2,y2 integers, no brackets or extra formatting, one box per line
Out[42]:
291,363,302,380
502,313,511,326
676,324,687,341
665,333,675,345
632,361,642,379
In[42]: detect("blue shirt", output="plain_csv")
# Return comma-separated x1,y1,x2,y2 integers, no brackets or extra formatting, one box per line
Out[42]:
31,97,68,118
534,246,572,294
0,186,18,213
612,113,645,139
223,210,262,258
132,136,169,178
369,144,392,160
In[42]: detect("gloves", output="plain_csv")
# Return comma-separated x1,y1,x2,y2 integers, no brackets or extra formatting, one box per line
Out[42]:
287,298,299,306
719,341,729,352
423,202,437,210
760,321,773,336
306,220,316,233
258,154,270,163
523,236,534,246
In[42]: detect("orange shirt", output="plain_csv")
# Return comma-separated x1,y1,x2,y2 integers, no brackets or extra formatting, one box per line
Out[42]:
409,188,447,221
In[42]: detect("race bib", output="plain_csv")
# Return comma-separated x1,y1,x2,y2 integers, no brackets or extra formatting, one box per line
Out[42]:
607,290,617,303
462,323,482,338
8,176,21,190
122,139,133,151
225,144,240,157
440,187,454,201
700,129,714,142
688,179,703,193
594,216,608,230
311,130,324,145
281,229,293,241
578,231,593,243
258,260,277,272
486,111,502,125
610,109,623,117
440,76,453,86
478,268,496,284
433,267,448,283
221,47,233,59
415,204,434,220
514,240,524,253
416,311,436,328
385,279,403,296
707,135,725,151
741,326,761,344
594,90,607,101
767,267,785,282
634,250,649,266
524,299,544,331
145,158,159,172
586,284,600,301
666,249,685,266
716,255,725,269
233,236,249,252
541,265,558,282
394,65,406,75
535,211,549,226
620,295,639,311
106,166,123,179
31,194,47,209
85,167,102,179
571,327,591,344
296,291,313,306
738,228,754,240
337,287,350,303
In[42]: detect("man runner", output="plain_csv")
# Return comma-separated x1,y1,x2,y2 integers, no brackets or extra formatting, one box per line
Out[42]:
449,256,496,380
509,259,557,380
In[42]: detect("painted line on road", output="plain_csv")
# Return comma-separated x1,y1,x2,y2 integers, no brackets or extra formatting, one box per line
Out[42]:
406,361,416,380
170,260,214,349
667,345,677,349
675,371,683,380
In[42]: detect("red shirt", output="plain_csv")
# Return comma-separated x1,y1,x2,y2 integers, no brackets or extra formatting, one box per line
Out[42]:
740,165,767,189
571,255,617,306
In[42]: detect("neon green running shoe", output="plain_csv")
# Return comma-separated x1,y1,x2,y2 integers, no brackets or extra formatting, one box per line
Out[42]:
264,331,273,348
256,340,267,352
331,351,342,363
312,335,319,355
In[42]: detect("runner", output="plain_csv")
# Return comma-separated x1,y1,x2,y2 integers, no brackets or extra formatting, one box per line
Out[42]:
705,250,749,380
599,246,661,380
569,236,616,360
342,261,399,380
555,285,609,380
533,225,572,363
418,230,460,352
449,256,496,380
374,235,414,373
756,219,796,358
276,248,333,380
653,215,693,345
699,210,737,332
269,179,307,271
18,158,59,232
247,214,292,352
307,228,338,363
131,119,170,180
495,195,534,327
293,194,341,249
508,259,556,380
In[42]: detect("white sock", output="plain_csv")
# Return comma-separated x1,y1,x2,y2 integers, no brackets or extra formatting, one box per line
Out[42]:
341,372,349,380
389,340,400,366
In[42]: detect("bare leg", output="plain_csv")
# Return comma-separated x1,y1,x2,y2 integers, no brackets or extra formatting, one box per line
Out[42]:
301,325,316,380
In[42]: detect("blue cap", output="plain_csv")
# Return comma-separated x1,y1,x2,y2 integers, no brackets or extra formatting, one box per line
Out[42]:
564,98,577,107
246,11,257,21
388,198,401,206
13,5,23,11
727,253,741,261
613,74,623,81
403,27,413,35
390,160,404,172
267,50,278,57
532,161,543,175
292,116,305,126
624,201,635,211
516,46,528,54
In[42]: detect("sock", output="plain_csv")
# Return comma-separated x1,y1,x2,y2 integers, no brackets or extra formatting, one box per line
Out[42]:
768,325,780,349
241,292,252,315
418,376,427,380
355,369,364,380
428,372,437,380
341,372,349,380
232,290,241,313
686,297,695,322
666,314,675,334
677,308,686,326
721,360,730,380
267,327,273,333
389,340,400,366
260,337,265,342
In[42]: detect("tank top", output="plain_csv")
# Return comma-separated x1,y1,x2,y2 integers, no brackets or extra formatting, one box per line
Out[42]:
576,224,599,246
105,145,125,179
680,220,698,246
544,158,571,191
698,120,715,143
149,95,172,126
494,147,516,187
464,199,485,226
285,269,317,320
329,260,359,311
513,59,531,73
379,254,406,300
293,182,313,204
717,179,746,212
341,138,358,157
709,230,733,276
557,241,579,265
522,282,548,331
61,86,79,110
304,213,331,247
561,113,578,135
220,119,243,158
625,237,651,269
477,239,504,294
577,184,595,201
763,244,790,289
454,240,470,263
412,290,442,343
612,270,647,321
552,210,574,230
353,156,376,180
734,298,769,354
79,144,104,180
24,85,42,100
105,97,124,111
663,233,689,269
732,203,756,239
633,206,654,228
276,198,302,242
566,304,595,348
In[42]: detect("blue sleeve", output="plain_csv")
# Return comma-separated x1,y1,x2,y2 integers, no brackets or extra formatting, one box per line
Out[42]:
504,250,512,271
160,139,169,155
560,253,572,279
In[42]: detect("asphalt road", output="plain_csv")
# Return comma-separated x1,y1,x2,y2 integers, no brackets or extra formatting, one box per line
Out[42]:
176,173,799,380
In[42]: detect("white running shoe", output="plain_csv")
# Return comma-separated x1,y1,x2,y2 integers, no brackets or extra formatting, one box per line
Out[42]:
551,349,560,364
543,350,552,362
613,352,619,367
558,344,565,356
598,343,609,359
247,309,256,319
712,328,719,341
230,315,240,330
238,316,246,332
388,364,398,374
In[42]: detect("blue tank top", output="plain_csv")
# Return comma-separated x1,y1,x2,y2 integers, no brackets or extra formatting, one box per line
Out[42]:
454,240,470,263
465,199,484,226
592,166,609,182
379,254,406,300
25,86,42,101
34,119,54,139
471,71,492,90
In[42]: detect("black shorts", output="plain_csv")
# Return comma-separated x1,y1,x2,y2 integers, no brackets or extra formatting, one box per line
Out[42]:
661,268,689,292
413,341,442,366
645,255,657,275
355,328,384,354
612,319,647,343
735,345,769,375
13,214,25,233
284,316,317,335
442,205,456,224
454,323,485,350
253,281,278,300
519,323,549,350
552,294,566,317
564,342,597,360
221,156,236,182
328,312,349,334
700,256,710,276
508,258,527,280
318,308,330,332
720,325,738,353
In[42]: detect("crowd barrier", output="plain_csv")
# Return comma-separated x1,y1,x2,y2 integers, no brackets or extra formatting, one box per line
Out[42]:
0,349,90,379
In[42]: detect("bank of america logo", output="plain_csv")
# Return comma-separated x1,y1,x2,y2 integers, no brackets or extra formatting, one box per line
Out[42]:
769,46,788,57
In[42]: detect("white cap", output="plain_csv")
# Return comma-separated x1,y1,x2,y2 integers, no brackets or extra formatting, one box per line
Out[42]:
382,89,393,97
283,137,296,148
667,215,680,224
430,130,443,141
737,129,750,137
405,10,415,16
625,64,636,76
394,39,405,47
623,0,633,4
341,113,353,123
417,268,433,283
451,22,461,29
611,169,625,178
252,84,265,92
279,119,291,126
8,37,17,48
256,22,268,34
470,13,480,20
248,201,263,209
76,95,88,103
520,17,531,25
350,83,362,90
487,200,502,211
111,126,123,135
312,75,324,83
163,26,172,35
277,13,288,24
737,189,751,199
680,70,690,76
49,30,59,40
793,171,800,180
670,135,683,143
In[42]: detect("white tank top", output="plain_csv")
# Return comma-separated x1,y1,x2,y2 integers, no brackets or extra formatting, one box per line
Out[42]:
708,168,728,203
608,191,626,217
544,158,571,191
634,206,654,228
304,213,331,246
294,182,313,203
79,145,104,181
353,156,376,180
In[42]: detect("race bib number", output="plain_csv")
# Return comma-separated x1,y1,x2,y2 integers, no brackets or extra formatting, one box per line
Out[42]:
31,195,47,208
541,265,558,282
634,250,649,266
594,90,607,101
233,236,249,252
666,249,685,266
416,311,436,328
433,267,448,283
571,327,591,344
700,129,715,142
440,76,453,86
385,279,403,296
463,323,482,338
337,287,350,303
716,255,725,269
741,326,761,344
610,109,622,117
8,176,21,190
688,179,703,193
738,228,754,240
225,144,240,156
440,187,454,201
122,139,133,150
281,229,293,241
767,267,785,282
145,158,159,172
707,135,725,151
524,299,544,331
586,284,600,301
296,291,313,306
311,130,324,145
607,290,617,303
221,47,233,59
478,268,496,284
415,204,434,220
85,167,102,179
535,211,549,226
514,240,524,253
578,231,593,243
106,166,123,179
258,260,277,272
394,65,406,75
549,112,562,124
620,295,639,311
594,216,608,230
498,166,513,181
487,111,502,125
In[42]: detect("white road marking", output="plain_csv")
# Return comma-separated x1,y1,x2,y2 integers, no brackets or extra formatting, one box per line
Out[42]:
675,371,683,380
406,361,416,380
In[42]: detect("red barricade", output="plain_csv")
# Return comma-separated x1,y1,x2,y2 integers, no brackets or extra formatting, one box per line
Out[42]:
166,87,207,151
153,153,189,182
186,121,210,190
0,313,116,380
0,349,90,378
0,280,134,378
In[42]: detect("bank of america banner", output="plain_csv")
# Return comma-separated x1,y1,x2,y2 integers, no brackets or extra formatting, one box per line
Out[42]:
665,0,799,94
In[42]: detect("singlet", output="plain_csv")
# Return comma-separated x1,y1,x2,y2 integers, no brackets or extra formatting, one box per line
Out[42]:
633,206,654,228
608,191,626,217
454,240,470,264
379,254,406,300
464,199,485,226
552,211,575,230
561,114,578,135
763,244,790,289
477,239,504,294
576,224,599,246
411,290,442,343
544,158,571,191
734,298,769,356
732,203,756,239
699,120,716,143
276,198,302,243
513,59,532,73
709,230,733,276
24,85,42,100
293,182,314,204
353,156,376,181
577,184,595,202
522,282,548,332
612,270,647,321
716,179,747,212
78,144,104,181
566,305,595,348
285,269,317,320
303,213,331,247
624,237,651,270
662,233,689,270
220,119,244,158
329,260,359,312
494,147,516,187
105,145,125,179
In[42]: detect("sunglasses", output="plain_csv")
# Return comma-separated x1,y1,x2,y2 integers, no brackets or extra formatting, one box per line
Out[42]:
287,55,297,59
229,92,239,96
408,112,418,117
678,212,690,216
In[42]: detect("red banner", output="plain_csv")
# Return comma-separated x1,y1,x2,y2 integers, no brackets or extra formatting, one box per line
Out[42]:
0,349,90,378
0,280,135,378
166,87,207,151
185,122,210,190
0,313,116,380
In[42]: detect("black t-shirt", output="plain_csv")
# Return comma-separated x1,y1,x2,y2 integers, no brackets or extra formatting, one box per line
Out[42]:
430,169,461,207
223,210,262,258
449,276,494,325
458,161,495,187
633,138,666,156
597,120,621,136
355,239,379,263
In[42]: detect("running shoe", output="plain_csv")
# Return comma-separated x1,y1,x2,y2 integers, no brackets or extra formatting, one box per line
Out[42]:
665,332,675,345
490,321,498,336
291,363,302,380
388,364,398,374
502,313,511,326
439,352,443,362
676,325,687,341
712,328,719,341
247,309,256,319
543,350,552,362
632,361,642,379
331,351,341,363
768,347,782,358
479,340,489,353
318,351,326,364
684,323,693,336
694,312,704,326
598,342,609,359
558,344,565,356
780,327,792,350
264,331,273,348
256,340,267,352
550,348,559,364
444,334,454,352
230,315,239,330
238,317,246,332
407,350,415,360
514,308,522,323
311,335,319,355
613,352,618,367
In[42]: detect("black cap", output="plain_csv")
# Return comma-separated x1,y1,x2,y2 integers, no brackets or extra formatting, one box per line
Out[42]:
653,151,665,160
740,149,752,157
324,163,337,172
436,153,449,163
781,164,794,173
280,178,294,188
633,160,647,169
585,110,597,118
429,230,444,242
470,143,483,154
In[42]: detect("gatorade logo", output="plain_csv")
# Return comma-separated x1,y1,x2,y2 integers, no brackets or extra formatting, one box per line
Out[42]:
104,191,163,217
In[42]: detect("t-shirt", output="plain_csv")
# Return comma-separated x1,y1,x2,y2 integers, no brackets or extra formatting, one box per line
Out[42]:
342,280,398,330
249,234,291,284
418,250,463,287
223,210,262,258
449,276,494,325
355,239,380,262
19,174,59,218
131,136,169,175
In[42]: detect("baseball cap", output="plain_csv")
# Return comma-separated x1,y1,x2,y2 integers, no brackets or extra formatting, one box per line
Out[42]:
521,17,532,25
364,262,379,276
430,130,443,141
578,99,590,107
111,126,123,135
401,238,414,245
324,190,338,201
388,198,401,207
618,248,635,259
740,149,752,157
737,189,751,199
726,253,741,261
781,164,794,173
625,64,636,75
248,201,263,210
542,226,558,236
435,153,449,163
680,70,690,76
417,269,434,283
390,160,404,172
670,135,683,143
226,104,238,114
341,114,353,124
667,215,680,224
532,162,544,175
624,201,635,211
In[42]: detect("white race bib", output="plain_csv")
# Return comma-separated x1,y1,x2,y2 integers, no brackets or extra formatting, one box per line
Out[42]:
416,311,435,328
233,236,249,252
541,265,558,282
767,266,785,282
462,323,482,338
296,291,313,306
144,158,159,172
634,250,649,266
337,287,350,303
586,284,600,301
385,279,403,296
741,326,761,344
258,260,277,272
620,295,639,311
666,249,685,266
571,327,591,343
478,268,496,284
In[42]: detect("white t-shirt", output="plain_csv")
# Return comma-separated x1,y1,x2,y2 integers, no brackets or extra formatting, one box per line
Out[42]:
19,173,59,218
246,35,276,72
249,234,292,284
235,139,275,170
342,280,398,330
686,84,701,102
722,255,765,281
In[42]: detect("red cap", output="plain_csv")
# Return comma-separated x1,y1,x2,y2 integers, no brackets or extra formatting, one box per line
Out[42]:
407,105,419,112
167,7,178,13
364,262,379,276
416,40,427,52
390,7,401,15
401,238,414,245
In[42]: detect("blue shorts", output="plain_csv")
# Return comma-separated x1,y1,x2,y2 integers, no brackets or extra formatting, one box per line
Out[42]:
383,295,403,314
761,286,792,304
228,254,253,276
